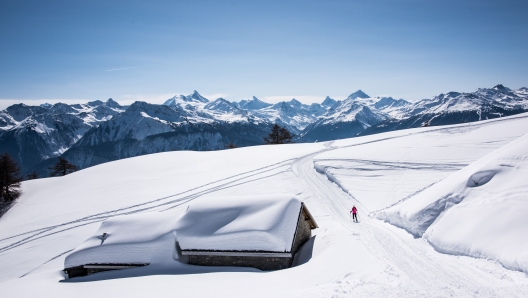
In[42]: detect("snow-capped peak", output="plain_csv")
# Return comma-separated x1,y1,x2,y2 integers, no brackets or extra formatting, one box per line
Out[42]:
287,98,303,108
347,90,370,100
204,98,240,113
492,84,509,92
238,96,272,110
164,91,210,106
321,96,337,107
189,90,209,103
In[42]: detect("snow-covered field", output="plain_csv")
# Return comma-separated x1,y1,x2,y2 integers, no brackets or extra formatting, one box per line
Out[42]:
1,113,528,297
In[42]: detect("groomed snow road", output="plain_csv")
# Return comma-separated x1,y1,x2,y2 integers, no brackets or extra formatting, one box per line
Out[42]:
292,139,528,297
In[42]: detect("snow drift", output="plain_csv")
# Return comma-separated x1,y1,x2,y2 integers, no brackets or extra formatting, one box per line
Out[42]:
377,132,528,273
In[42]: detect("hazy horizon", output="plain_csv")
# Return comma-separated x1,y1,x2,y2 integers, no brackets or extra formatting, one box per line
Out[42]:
1,0,527,110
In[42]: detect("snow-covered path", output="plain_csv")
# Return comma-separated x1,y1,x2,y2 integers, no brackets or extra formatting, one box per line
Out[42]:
292,139,528,297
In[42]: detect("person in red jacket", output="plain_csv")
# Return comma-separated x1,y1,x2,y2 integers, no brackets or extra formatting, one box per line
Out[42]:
350,205,358,223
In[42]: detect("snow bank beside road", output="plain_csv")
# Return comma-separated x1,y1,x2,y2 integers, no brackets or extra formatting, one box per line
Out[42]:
377,133,528,273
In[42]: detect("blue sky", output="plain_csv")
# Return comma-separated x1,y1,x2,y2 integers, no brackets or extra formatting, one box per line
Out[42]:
1,0,527,108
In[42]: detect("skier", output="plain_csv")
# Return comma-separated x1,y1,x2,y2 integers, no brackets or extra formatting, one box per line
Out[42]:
350,205,358,223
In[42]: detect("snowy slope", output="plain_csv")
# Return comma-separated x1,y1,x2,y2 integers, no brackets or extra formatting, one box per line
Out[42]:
313,115,528,212
1,114,528,297
376,130,528,274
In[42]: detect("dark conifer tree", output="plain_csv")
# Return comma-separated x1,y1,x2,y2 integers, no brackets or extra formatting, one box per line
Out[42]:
264,123,294,144
27,171,39,180
0,153,22,202
278,126,293,144
49,157,79,177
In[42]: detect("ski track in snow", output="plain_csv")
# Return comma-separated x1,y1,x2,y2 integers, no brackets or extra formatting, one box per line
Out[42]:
0,159,295,254
292,142,528,296
3,116,528,296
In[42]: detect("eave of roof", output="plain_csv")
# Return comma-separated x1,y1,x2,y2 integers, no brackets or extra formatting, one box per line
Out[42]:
301,203,318,229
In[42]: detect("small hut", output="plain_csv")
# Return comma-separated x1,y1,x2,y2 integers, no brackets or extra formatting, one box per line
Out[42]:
63,195,317,278
177,202,318,270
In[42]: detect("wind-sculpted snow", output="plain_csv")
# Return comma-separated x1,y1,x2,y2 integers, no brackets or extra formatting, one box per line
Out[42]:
376,132,528,273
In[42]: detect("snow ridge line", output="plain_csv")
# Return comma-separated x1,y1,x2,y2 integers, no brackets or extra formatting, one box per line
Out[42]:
0,160,295,253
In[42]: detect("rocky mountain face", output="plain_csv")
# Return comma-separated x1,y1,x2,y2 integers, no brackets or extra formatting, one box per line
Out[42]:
0,99,124,174
298,85,528,142
298,90,409,141
2,85,527,177
59,100,272,171
360,84,528,136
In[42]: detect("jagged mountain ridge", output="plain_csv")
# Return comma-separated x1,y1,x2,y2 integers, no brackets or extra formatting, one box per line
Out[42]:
0,99,124,173
359,84,528,137
28,97,276,176
299,85,528,141
2,85,527,177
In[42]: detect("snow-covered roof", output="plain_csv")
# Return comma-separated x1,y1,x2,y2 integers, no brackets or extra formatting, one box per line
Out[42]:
64,195,304,269
177,195,302,252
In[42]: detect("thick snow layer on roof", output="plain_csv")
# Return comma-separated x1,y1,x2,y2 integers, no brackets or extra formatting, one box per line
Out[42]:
64,195,302,268
376,132,528,273
64,210,183,269
177,195,301,251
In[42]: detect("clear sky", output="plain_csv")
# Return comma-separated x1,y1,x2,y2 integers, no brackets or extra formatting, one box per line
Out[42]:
1,0,527,109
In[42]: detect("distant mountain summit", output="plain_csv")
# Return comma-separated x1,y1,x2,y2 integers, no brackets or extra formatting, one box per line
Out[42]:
237,96,272,110
2,85,527,177
321,96,337,107
205,98,241,113
347,90,370,100
298,85,528,142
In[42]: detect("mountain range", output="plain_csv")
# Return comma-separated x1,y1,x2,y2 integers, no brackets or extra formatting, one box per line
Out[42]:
1,84,527,178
